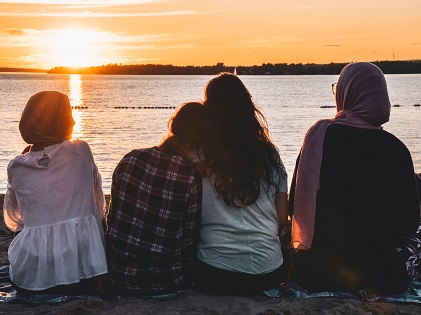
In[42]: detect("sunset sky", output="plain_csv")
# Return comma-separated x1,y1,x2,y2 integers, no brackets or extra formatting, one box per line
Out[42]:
0,0,420,69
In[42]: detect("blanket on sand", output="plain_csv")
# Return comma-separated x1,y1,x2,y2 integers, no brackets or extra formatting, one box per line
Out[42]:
1,266,421,305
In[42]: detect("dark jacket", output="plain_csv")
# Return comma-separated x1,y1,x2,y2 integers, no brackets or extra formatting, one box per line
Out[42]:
289,124,420,295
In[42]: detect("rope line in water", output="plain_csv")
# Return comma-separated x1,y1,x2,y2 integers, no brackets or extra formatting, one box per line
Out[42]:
71,106,177,109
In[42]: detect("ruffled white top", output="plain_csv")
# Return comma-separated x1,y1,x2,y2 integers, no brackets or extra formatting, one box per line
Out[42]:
3,140,108,290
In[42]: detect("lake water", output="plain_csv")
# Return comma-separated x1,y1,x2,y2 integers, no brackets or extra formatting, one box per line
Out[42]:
1,73,420,194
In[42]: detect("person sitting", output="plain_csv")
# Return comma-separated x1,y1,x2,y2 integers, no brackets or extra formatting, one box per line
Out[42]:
192,73,289,296
288,62,420,295
3,91,107,294
106,102,203,297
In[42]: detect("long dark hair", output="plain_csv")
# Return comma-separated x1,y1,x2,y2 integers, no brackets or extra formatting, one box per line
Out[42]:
201,72,285,206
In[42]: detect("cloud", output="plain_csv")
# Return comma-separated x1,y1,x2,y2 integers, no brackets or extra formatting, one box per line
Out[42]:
0,0,160,4
0,27,190,68
119,43,193,51
1,29,25,36
290,5,334,10
0,28,185,56
0,10,196,17
0,0,198,17
236,36,301,47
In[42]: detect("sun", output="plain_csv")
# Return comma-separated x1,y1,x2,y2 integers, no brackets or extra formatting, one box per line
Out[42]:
49,29,103,68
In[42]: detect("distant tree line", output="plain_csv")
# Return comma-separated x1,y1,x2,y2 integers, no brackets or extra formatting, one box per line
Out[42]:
47,60,421,75
0,67,46,73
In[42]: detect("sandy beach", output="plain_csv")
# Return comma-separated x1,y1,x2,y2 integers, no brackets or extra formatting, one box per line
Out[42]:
1,193,421,314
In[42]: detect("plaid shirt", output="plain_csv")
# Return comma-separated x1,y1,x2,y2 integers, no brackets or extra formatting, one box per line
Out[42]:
106,147,202,296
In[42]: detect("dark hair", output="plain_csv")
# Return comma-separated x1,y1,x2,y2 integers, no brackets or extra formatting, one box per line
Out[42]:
201,72,285,206
160,102,205,155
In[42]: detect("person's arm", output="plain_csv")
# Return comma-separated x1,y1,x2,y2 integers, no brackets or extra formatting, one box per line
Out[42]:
288,152,301,218
393,151,420,236
3,183,23,232
181,173,202,270
416,173,421,201
85,142,105,220
276,192,289,230
93,162,105,219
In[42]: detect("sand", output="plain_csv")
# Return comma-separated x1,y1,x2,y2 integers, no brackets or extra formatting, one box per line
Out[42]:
1,193,421,314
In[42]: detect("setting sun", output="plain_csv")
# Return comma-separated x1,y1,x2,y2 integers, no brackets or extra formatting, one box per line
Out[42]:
48,29,103,67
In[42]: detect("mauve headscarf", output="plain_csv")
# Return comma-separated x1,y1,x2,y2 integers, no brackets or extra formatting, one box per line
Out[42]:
19,91,74,152
292,62,391,250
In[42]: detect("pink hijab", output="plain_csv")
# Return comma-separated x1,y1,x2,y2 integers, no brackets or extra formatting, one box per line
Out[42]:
292,62,391,249
19,91,74,152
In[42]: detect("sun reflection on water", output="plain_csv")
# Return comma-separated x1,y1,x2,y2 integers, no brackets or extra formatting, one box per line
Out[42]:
69,74,84,140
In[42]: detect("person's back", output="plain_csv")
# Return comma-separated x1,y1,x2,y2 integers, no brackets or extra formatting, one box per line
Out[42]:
289,62,420,295
193,73,289,296
4,91,107,292
7,140,101,227
198,172,285,275
106,102,203,297
291,124,419,294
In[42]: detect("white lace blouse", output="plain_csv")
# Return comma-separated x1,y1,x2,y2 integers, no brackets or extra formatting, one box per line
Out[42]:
3,140,108,290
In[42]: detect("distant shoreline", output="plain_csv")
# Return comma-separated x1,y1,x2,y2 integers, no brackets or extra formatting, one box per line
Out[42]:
0,68,47,74
2,60,421,76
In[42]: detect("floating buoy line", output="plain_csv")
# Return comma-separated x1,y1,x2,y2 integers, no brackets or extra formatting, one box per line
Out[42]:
71,106,89,109
113,106,177,109
392,104,421,107
320,104,420,108
72,106,177,109
74,105,420,110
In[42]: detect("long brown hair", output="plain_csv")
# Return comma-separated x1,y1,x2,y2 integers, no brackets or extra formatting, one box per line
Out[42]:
200,72,285,206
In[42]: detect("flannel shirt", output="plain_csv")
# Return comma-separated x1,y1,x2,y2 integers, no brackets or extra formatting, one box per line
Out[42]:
106,146,202,296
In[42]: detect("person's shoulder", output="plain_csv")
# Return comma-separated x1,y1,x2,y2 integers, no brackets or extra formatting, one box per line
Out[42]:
60,140,94,156
309,119,333,130
380,129,405,143
60,139,90,149
116,147,155,166
7,153,26,169
380,130,411,154
122,147,154,158
156,148,201,174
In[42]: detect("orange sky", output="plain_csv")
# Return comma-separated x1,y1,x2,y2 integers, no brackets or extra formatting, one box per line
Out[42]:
0,0,420,69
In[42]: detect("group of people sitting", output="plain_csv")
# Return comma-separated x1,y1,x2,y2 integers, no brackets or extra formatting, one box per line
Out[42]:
3,62,421,298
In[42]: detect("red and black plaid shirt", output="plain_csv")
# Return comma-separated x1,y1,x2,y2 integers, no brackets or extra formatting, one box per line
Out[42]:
106,147,202,296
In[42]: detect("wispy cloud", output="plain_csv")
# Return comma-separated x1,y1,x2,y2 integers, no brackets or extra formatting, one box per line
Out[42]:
119,43,193,51
1,29,25,36
290,5,335,10
322,44,342,47
0,10,196,17
0,28,173,47
236,35,301,47
0,27,189,67
0,28,193,66
0,0,160,4
0,0,198,17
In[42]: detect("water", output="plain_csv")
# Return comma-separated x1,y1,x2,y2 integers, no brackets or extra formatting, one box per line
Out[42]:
1,73,420,194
